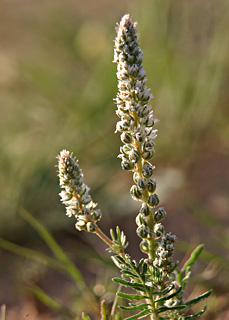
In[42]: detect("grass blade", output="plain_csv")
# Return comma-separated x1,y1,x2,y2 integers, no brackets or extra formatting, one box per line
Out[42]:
19,207,86,287
28,284,76,318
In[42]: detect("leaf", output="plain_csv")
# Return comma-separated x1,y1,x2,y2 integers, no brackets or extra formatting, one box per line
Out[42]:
117,293,148,301
28,285,76,318
19,208,86,287
155,286,182,302
124,309,151,320
185,290,212,308
119,303,150,311
153,284,175,296
112,278,145,291
181,245,204,273
82,313,92,320
158,305,186,313
184,306,207,319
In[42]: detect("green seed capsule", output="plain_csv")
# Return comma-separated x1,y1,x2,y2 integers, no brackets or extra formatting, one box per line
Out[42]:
148,194,160,207
147,178,157,193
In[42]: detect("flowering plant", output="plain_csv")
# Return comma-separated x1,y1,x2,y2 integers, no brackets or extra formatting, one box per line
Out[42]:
57,14,211,320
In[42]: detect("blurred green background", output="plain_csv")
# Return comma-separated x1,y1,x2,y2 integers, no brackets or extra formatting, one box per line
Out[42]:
0,0,228,319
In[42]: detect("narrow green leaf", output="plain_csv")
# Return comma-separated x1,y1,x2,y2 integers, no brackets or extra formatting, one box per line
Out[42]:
82,313,92,320
113,278,144,290
119,303,150,311
141,262,148,276
158,305,186,313
185,290,212,308
124,309,151,320
155,286,182,302
117,293,148,301
110,228,116,241
184,306,207,319
153,284,174,296
28,285,76,318
19,208,86,287
181,245,204,273
122,270,138,278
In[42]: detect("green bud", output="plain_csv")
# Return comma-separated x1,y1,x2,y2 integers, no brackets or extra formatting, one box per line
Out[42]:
148,194,160,207
142,163,154,178
129,149,140,163
140,240,149,253
142,150,154,160
147,178,157,193
75,219,87,231
136,226,149,239
121,132,133,144
136,213,147,227
91,209,102,221
86,222,97,233
130,185,142,201
137,178,147,190
154,223,165,237
121,160,134,171
154,208,166,222
140,203,151,216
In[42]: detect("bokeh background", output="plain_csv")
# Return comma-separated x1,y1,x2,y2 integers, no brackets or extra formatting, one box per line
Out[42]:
0,0,228,319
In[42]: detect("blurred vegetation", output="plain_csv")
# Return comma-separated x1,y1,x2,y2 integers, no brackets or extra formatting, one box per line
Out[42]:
0,0,228,319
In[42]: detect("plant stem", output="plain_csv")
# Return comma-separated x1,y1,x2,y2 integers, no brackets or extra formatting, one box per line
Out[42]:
95,226,114,248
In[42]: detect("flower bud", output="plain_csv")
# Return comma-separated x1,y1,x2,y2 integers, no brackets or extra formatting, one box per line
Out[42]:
136,213,147,227
148,194,160,207
75,219,87,231
154,208,166,222
129,149,140,163
130,185,142,200
147,178,156,193
140,240,149,253
121,160,134,171
140,203,151,216
137,178,147,190
86,222,97,233
142,151,154,160
121,132,133,144
91,209,102,221
154,223,165,237
142,164,154,178
136,226,150,239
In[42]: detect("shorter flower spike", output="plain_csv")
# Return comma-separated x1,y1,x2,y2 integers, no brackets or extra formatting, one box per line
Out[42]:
57,150,101,232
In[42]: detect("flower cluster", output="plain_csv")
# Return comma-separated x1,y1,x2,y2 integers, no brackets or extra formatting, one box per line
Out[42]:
57,150,101,232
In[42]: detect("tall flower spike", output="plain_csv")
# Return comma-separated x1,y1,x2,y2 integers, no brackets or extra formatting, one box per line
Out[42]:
114,14,177,276
57,150,101,232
